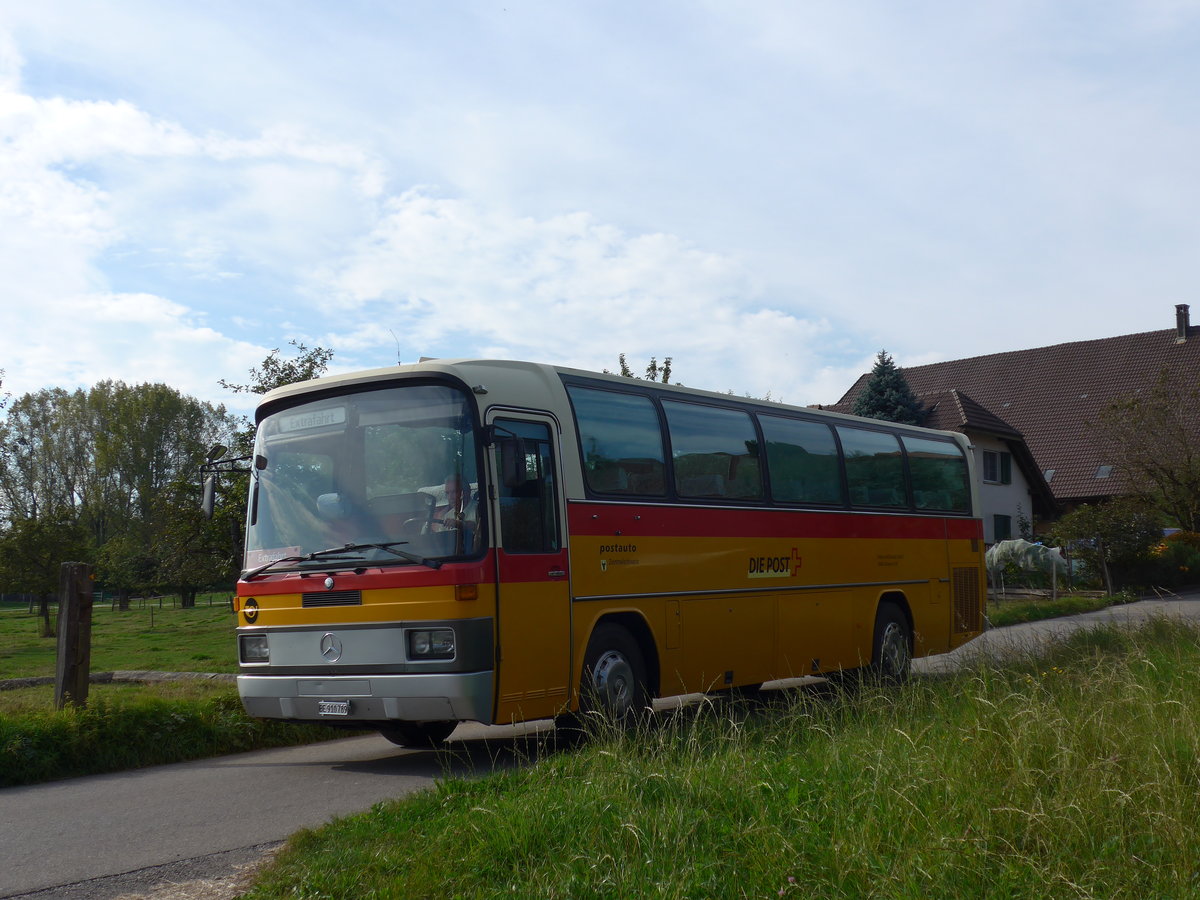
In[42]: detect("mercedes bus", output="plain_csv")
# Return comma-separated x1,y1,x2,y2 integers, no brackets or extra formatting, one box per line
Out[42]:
218,359,985,746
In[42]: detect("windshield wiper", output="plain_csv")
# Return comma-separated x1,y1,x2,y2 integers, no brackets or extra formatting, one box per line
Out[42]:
242,541,441,581
243,545,368,581
356,541,443,570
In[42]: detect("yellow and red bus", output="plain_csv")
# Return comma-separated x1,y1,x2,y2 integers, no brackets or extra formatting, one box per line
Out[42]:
230,359,984,746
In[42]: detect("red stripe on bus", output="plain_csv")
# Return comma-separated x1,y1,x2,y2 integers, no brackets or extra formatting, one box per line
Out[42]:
567,502,982,541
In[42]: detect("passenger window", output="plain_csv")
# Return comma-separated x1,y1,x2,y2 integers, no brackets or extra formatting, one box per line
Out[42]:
567,387,666,496
837,427,906,509
663,401,763,501
902,436,970,513
759,416,843,505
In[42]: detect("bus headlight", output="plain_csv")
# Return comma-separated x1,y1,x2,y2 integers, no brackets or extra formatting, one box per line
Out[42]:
408,628,455,660
239,634,270,664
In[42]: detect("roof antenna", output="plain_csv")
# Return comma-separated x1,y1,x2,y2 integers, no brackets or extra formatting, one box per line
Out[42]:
389,329,402,365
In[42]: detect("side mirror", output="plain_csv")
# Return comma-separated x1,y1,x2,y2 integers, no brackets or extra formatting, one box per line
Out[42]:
201,474,216,519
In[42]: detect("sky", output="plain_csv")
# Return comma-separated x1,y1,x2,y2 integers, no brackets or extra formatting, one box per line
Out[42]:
2,1,1199,415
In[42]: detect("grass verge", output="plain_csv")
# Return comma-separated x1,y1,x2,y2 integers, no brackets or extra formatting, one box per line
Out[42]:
245,617,1200,899
986,591,1133,628
0,682,357,787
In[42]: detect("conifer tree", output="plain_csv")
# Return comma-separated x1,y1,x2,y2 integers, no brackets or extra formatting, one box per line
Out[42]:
853,350,924,425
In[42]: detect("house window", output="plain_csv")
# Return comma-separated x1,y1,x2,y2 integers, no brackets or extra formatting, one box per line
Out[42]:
993,514,1012,542
982,450,1012,485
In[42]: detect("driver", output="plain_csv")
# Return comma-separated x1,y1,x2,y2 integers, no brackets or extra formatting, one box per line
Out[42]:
431,475,476,533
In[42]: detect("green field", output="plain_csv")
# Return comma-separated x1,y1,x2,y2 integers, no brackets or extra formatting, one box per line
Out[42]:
245,618,1200,899
0,596,238,680
0,598,359,787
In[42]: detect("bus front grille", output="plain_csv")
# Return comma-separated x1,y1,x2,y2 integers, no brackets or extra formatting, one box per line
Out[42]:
952,567,982,634
302,590,363,608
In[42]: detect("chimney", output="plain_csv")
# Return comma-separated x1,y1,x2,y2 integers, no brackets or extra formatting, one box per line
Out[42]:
1177,304,1191,343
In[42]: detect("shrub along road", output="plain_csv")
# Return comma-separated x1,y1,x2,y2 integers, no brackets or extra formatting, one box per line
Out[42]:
3,590,1199,899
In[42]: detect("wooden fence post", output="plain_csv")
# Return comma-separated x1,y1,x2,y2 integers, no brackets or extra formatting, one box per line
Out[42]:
54,562,94,710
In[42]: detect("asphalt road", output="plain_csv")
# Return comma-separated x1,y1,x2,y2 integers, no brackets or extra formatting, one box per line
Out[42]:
0,721,555,899
4,590,1199,899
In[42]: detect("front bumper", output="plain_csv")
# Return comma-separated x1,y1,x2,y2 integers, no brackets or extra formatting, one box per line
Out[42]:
238,670,494,723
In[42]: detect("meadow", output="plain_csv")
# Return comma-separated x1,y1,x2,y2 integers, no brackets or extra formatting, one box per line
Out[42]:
0,598,352,786
245,618,1200,899
0,594,238,680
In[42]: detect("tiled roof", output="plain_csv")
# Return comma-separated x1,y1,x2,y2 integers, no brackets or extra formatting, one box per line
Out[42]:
833,311,1200,504
919,389,1023,439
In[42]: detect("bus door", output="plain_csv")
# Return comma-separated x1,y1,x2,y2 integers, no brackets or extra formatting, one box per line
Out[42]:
487,414,572,724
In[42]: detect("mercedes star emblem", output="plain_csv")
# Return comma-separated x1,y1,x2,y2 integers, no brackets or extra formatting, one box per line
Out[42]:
319,633,343,662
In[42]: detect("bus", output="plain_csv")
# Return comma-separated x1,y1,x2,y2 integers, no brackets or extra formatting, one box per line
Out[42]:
221,359,985,746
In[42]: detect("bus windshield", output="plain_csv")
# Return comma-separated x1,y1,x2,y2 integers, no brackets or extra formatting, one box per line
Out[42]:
244,383,482,572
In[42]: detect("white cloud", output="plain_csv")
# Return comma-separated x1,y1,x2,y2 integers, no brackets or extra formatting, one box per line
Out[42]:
316,190,839,400
0,71,387,411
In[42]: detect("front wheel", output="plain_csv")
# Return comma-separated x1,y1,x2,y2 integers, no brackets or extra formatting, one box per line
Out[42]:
378,720,456,748
579,623,648,724
871,603,912,683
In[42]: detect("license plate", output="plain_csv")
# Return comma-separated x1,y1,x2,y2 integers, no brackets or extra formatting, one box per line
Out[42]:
317,700,351,716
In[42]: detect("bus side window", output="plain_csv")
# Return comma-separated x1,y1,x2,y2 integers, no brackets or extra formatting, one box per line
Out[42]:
902,436,970,513
565,386,667,497
759,415,844,505
496,420,560,554
836,426,907,509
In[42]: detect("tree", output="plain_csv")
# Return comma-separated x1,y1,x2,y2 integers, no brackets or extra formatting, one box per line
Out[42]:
1094,367,1200,532
852,350,924,425
1048,498,1163,594
607,354,674,383
0,382,237,610
219,339,334,396
0,510,89,636
152,477,240,608
220,340,335,456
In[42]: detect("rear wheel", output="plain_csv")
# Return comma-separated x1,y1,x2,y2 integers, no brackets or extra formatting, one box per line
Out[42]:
378,720,456,748
871,603,912,682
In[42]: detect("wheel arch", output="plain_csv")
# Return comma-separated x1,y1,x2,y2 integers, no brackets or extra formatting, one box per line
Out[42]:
876,590,913,642
582,610,660,700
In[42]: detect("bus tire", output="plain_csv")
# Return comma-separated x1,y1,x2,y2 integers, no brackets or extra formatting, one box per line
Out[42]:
871,603,912,683
378,720,456,748
580,623,648,724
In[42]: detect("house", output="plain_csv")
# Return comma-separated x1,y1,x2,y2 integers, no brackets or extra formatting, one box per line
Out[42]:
832,305,1200,539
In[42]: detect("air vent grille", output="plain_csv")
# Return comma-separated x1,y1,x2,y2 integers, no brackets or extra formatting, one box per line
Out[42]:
302,590,363,608
952,567,982,634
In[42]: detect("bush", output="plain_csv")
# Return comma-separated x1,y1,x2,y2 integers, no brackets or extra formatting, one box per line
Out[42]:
1149,533,1200,588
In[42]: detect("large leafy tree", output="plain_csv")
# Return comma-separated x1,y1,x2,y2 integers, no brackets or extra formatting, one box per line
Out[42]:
853,350,924,425
0,382,237,611
1095,367,1200,532
1048,497,1163,593
0,509,89,635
